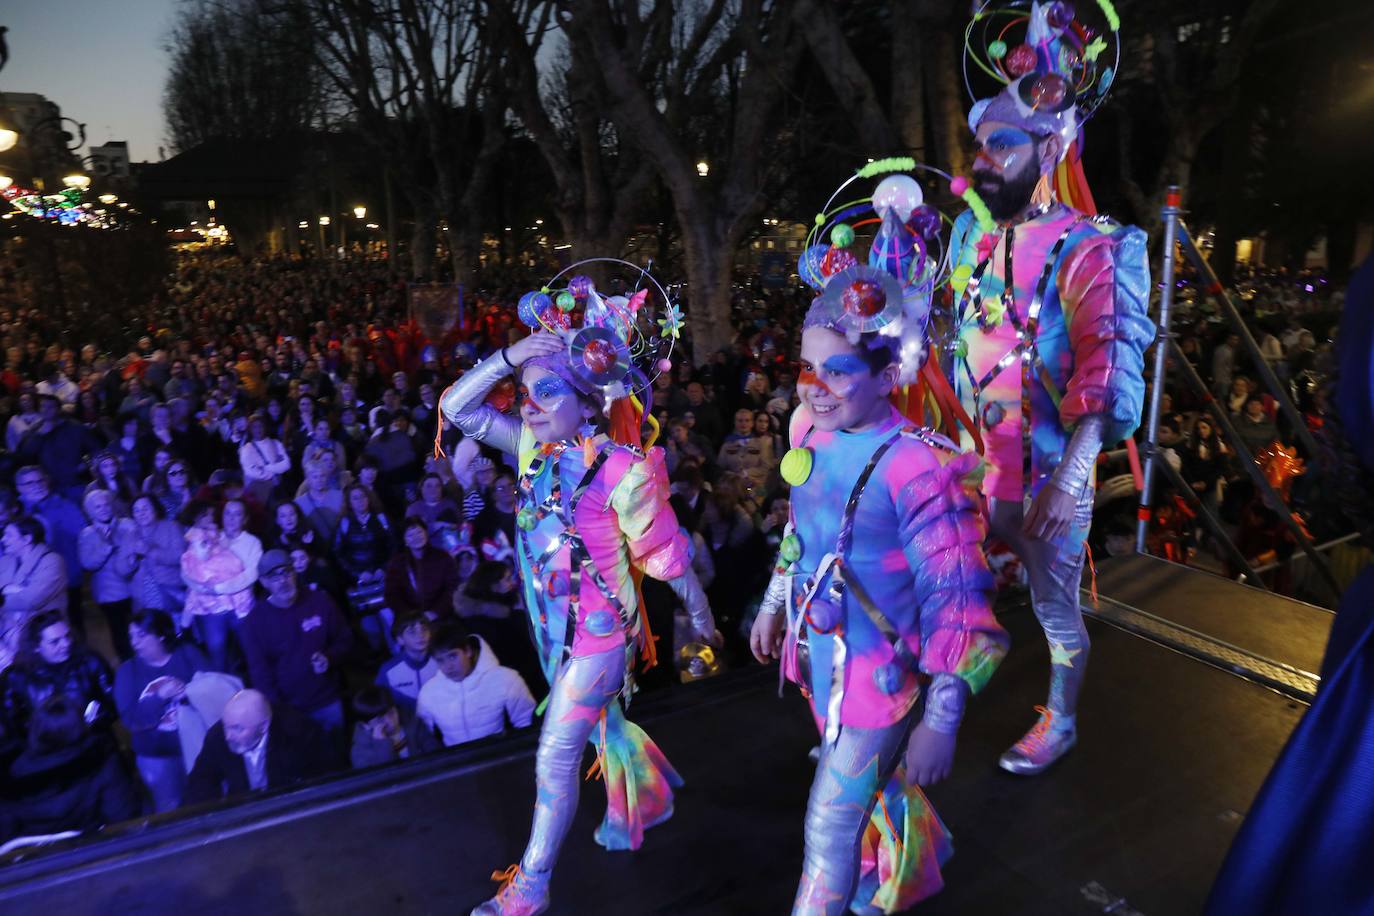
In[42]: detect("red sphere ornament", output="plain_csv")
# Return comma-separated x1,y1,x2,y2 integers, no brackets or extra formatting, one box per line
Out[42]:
1029,73,1068,109
841,280,887,318
581,338,617,374
1045,1,1076,30
1006,44,1038,78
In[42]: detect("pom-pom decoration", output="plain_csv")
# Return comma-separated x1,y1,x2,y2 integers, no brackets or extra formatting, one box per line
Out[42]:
780,448,814,487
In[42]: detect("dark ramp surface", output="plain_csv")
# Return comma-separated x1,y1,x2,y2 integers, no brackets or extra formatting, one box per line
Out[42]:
0,609,1304,915
1093,553,1332,674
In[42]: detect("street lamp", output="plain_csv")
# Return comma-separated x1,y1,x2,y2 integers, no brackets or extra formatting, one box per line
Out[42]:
352,205,366,219
0,129,15,153
98,193,117,205
318,215,331,226
63,173,91,190
0,176,11,192
696,160,710,178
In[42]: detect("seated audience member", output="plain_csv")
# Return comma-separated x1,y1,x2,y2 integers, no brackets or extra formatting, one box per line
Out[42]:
384,519,460,619
113,611,214,813
0,694,141,842
415,620,535,748
404,472,462,533
184,689,335,804
348,686,440,769
1,611,115,741
0,517,69,658
238,550,353,740
125,494,188,617
78,489,138,660
374,614,439,716
452,559,541,696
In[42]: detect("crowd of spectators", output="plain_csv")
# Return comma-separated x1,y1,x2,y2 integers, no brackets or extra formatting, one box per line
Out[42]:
0,250,1345,850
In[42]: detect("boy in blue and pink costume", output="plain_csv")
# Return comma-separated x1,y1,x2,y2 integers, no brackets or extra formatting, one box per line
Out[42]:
947,0,1154,774
752,168,1009,914
440,271,716,916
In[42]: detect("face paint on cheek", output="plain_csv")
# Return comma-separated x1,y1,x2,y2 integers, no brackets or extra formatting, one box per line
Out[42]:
798,368,833,398
528,376,574,414
818,354,871,399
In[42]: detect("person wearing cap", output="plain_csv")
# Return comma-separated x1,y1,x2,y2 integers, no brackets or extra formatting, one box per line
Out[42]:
441,277,717,915
237,549,353,745
950,1,1154,776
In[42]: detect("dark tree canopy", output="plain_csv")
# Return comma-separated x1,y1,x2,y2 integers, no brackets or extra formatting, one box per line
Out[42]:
163,0,321,153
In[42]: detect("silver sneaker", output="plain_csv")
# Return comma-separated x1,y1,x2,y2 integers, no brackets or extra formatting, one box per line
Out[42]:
998,706,1077,775
470,864,550,916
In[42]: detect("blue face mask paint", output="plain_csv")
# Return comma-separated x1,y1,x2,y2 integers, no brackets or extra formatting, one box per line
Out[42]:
977,127,1034,170
519,375,575,413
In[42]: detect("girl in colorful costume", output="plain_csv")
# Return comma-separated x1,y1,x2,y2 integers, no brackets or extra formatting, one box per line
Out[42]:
751,164,1010,914
948,0,1154,774
439,263,716,916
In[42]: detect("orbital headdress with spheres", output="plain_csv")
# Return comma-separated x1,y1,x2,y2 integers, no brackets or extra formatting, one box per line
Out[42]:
515,258,684,449
964,0,1121,163
798,159,971,386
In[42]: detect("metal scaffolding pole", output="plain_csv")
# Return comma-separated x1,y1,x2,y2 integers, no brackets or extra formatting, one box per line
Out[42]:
1137,186,1183,553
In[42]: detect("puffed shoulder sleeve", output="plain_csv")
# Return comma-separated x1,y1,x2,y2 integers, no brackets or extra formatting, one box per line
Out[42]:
1056,225,1156,444
438,354,521,456
897,448,1008,694
610,447,690,582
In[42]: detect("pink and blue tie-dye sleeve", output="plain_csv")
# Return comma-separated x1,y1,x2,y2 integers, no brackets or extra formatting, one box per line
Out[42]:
899,451,1007,694
1056,226,1155,445
610,447,691,582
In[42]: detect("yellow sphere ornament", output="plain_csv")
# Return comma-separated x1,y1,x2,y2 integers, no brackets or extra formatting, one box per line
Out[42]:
780,447,814,486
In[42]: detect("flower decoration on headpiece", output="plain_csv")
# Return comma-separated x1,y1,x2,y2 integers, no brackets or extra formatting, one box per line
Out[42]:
515,258,679,413
964,0,1121,154
799,157,970,384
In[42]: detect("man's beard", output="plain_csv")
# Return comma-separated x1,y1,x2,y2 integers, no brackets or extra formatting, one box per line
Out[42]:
972,160,1042,222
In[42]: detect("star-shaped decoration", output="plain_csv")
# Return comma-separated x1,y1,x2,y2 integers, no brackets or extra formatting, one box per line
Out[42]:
1084,36,1108,63
796,871,846,910
975,231,998,263
534,780,568,815
1049,639,1082,668
824,752,883,815
980,295,1008,329
556,671,614,724
657,302,685,339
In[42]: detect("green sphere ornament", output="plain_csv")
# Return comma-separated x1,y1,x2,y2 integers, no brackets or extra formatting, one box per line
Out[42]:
517,508,537,531
830,223,855,248
556,291,576,312
780,447,814,486
780,533,802,564
988,39,1008,59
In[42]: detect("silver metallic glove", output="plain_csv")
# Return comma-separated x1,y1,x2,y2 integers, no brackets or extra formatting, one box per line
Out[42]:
666,566,714,638
437,352,521,455
1047,413,1106,500
758,569,789,616
921,673,969,736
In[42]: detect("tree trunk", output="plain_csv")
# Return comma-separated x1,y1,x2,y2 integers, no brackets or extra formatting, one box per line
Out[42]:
681,221,736,361
408,192,438,280
890,0,927,157
928,28,971,178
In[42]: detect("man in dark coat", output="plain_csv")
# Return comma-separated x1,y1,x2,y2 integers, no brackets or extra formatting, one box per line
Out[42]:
184,689,337,804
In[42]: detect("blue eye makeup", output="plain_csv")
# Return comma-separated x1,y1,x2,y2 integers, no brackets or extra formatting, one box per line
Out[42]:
985,127,1033,152
821,354,870,376
532,376,574,403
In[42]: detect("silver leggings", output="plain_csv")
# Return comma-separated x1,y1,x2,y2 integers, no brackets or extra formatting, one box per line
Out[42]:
987,491,1094,715
519,647,624,874
793,715,913,914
